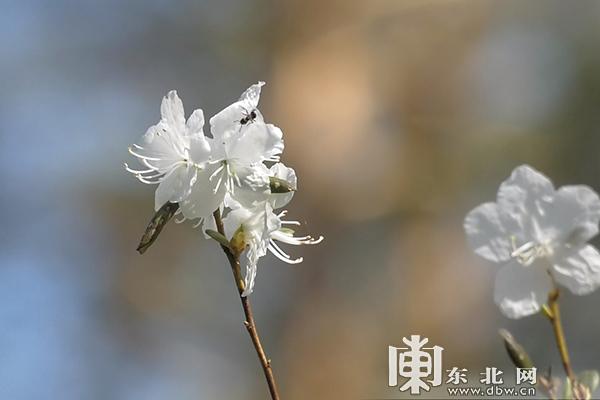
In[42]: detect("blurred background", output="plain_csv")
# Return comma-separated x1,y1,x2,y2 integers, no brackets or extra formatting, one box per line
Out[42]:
2,0,600,398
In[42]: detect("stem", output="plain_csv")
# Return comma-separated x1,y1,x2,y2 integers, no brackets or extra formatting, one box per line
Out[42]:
545,286,578,398
212,209,281,400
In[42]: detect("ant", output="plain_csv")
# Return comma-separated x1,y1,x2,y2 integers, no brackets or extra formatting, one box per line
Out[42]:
239,109,258,126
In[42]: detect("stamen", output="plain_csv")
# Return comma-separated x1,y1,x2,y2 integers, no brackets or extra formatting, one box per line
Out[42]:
136,175,163,184
226,163,235,194
269,240,290,259
124,163,156,174
233,172,242,187
268,242,303,264
209,163,225,181
213,173,224,194
306,235,324,244
509,237,551,266
281,220,301,226
271,230,323,246
128,147,161,161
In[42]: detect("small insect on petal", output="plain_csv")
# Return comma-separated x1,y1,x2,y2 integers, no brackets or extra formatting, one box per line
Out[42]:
137,202,180,254
239,110,257,126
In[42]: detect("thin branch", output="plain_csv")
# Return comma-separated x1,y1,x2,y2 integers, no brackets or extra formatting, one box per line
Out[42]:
544,285,584,400
212,209,281,400
546,288,575,381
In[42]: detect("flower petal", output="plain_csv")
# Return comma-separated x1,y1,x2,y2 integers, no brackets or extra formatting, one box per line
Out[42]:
179,167,226,220
238,81,265,107
154,165,195,210
498,165,554,203
160,90,186,136
241,259,258,297
494,260,552,319
209,81,266,142
496,165,555,238
464,202,512,263
553,245,600,295
540,185,600,246
225,164,270,210
229,123,284,163
222,206,254,238
186,109,205,136
209,103,265,142
188,134,211,165
131,124,184,171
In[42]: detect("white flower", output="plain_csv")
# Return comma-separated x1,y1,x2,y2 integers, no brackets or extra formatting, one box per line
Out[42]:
222,202,323,296
227,162,297,210
127,83,323,296
178,83,284,222
464,165,600,319
125,90,211,211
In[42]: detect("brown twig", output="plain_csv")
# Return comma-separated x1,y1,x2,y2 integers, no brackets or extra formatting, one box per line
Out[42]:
547,288,575,381
544,284,583,399
212,209,281,400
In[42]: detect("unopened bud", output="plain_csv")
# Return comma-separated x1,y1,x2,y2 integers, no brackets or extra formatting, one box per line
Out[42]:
499,329,534,369
229,226,248,257
269,176,295,193
136,202,179,254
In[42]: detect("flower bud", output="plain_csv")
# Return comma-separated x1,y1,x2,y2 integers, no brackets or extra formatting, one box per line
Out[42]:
499,329,534,369
137,202,179,254
269,176,295,193
229,226,248,257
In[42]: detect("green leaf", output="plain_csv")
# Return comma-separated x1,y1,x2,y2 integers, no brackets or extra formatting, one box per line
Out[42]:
205,229,231,248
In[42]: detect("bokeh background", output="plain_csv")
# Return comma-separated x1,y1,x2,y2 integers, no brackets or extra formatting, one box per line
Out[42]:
3,0,600,398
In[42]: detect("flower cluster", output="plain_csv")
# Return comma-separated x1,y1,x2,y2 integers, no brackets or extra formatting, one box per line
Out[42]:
464,165,600,319
126,82,322,295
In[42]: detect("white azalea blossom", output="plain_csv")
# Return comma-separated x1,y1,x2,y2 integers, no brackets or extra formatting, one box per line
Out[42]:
127,82,323,296
220,161,318,296
223,202,323,296
125,91,211,211
464,165,600,319
228,162,297,210
179,82,284,222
